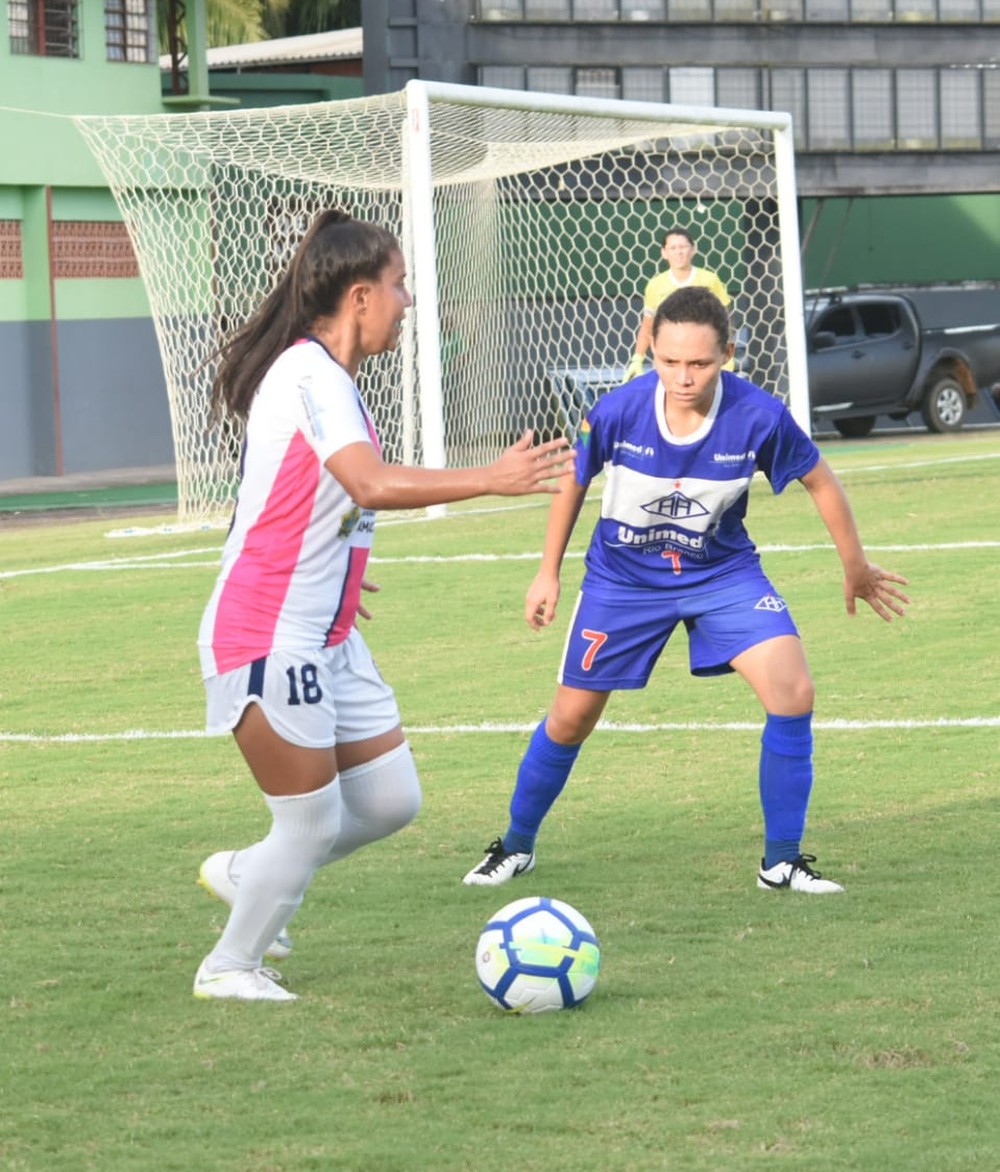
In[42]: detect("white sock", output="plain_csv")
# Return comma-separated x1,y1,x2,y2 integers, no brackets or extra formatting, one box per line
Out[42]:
320,743,421,866
204,776,342,972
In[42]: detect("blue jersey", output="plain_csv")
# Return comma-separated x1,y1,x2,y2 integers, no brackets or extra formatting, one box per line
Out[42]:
574,370,820,598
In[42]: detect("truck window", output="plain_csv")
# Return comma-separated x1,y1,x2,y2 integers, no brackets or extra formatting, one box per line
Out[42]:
857,304,899,338
816,306,856,339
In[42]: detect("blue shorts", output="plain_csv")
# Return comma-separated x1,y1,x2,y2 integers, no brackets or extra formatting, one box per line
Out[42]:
558,571,799,690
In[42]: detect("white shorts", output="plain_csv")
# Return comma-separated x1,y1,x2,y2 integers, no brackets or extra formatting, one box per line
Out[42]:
203,628,400,749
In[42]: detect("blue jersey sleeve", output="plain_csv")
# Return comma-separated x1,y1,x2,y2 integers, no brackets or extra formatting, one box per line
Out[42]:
573,410,605,487
573,375,658,487
756,405,821,494
574,414,597,487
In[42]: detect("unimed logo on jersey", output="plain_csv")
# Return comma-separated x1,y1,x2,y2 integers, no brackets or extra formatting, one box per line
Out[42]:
641,491,709,522
754,594,788,612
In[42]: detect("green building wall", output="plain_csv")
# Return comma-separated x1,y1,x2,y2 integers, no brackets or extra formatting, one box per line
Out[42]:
801,193,1000,290
0,1,170,479
0,0,370,482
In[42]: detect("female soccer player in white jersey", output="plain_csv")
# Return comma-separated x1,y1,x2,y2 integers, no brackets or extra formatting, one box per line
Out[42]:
463,286,910,895
193,209,573,1001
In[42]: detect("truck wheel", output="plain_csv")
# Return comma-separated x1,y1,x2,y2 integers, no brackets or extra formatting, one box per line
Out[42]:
921,376,966,433
833,416,876,438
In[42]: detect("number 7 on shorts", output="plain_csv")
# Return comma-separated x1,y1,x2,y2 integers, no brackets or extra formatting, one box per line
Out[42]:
579,628,608,672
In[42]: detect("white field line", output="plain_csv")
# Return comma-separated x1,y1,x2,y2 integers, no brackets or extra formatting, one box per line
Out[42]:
2,716,998,744
5,447,995,741
2,538,999,581
98,448,1000,538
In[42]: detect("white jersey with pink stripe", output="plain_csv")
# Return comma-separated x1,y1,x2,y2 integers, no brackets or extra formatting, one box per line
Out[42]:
198,340,379,678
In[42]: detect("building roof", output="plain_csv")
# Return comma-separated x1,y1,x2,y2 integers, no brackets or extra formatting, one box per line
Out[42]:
160,27,362,71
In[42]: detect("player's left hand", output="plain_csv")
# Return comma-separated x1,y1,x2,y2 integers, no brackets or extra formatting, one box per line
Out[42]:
844,563,910,621
357,577,380,621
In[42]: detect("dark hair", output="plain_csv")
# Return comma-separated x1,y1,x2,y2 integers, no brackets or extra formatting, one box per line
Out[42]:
211,209,400,421
661,226,694,247
651,286,730,350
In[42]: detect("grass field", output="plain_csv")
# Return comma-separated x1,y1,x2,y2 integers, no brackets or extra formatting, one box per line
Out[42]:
2,431,998,1171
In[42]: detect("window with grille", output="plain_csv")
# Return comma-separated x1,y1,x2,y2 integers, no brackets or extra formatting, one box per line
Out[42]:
668,66,715,106
473,0,1000,18
481,65,525,89
808,68,851,148
0,222,24,280
577,67,620,99
853,69,894,146
717,68,763,109
526,66,573,93
105,0,154,63
941,69,981,146
50,222,140,279
622,67,665,102
984,70,1000,146
8,0,79,57
475,62,989,151
897,68,938,146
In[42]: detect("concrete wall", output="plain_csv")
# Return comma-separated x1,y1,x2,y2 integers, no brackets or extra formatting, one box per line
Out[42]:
0,318,171,478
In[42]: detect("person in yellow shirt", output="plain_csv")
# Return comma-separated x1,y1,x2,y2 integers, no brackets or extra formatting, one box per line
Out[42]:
625,226,731,379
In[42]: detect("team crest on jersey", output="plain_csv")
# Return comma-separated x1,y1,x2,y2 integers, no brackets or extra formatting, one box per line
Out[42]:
641,491,709,522
578,418,591,448
339,505,362,537
754,593,788,612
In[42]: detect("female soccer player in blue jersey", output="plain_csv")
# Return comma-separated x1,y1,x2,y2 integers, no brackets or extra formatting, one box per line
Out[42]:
464,285,910,894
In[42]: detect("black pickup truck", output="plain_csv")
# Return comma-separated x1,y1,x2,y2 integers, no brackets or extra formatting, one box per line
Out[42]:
806,285,1000,437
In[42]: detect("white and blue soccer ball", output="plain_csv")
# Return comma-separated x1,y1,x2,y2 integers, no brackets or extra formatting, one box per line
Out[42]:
475,896,601,1014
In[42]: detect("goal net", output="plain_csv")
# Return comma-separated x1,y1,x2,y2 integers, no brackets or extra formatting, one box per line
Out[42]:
74,81,806,527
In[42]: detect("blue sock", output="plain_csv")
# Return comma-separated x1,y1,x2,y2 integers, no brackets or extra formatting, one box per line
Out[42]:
759,712,814,869
503,720,581,855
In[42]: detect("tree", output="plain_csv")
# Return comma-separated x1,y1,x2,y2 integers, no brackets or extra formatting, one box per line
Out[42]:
263,0,361,38
161,0,360,54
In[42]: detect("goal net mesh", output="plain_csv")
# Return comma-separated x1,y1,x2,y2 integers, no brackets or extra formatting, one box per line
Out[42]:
75,87,794,526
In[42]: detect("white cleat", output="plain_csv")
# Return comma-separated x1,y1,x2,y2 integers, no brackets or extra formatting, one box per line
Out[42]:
462,837,536,886
198,850,294,960
757,854,844,894
193,960,298,1002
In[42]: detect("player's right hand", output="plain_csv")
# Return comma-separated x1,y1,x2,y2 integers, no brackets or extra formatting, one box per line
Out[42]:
525,570,561,630
488,430,574,496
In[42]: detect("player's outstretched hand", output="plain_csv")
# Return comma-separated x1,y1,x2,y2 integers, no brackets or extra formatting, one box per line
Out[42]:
844,563,910,621
487,430,574,496
525,570,561,631
356,578,380,622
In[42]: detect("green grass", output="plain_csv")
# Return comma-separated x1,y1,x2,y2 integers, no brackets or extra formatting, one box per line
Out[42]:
2,431,999,1171
0,480,178,514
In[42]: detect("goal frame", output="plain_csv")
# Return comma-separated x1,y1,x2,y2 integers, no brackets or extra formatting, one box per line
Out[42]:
76,79,809,527
405,79,810,466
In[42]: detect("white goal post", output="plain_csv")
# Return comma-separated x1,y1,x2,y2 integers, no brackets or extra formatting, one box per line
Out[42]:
75,81,808,526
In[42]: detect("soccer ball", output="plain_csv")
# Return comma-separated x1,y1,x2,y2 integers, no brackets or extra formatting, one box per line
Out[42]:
475,896,601,1014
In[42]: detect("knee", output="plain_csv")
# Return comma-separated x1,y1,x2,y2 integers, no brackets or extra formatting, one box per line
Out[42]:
341,743,423,836
788,674,815,715
545,697,604,745
381,768,423,834
265,777,343,866
766,669,814,716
